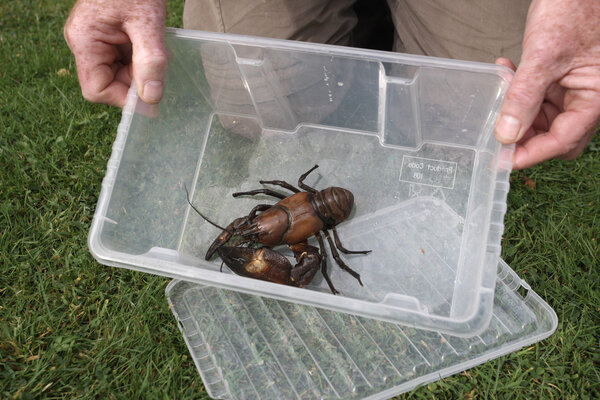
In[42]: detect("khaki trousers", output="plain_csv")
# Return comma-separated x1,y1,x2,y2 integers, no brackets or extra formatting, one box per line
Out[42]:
182,0,530,63
182,0,530,136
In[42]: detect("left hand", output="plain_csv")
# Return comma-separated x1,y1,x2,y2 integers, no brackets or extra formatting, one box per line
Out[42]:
494,0,600,170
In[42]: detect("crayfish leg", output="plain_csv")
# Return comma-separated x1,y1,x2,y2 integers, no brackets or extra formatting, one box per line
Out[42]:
314,232,340,295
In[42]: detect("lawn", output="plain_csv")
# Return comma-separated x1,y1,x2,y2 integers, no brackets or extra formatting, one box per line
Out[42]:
1,1,598,399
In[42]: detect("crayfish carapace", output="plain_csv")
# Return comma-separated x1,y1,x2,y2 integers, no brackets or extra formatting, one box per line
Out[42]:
186,165,370,294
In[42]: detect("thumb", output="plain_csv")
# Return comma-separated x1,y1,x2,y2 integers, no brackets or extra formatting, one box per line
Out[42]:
494,59,553,144
127,22,167,104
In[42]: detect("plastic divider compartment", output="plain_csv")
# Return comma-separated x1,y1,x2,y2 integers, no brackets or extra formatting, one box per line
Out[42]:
88,28,514,336
166,258,557,400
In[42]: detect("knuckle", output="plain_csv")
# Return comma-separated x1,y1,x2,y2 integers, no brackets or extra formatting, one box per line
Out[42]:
63,22,87,52
81,90,98,103
63,22,75,48
62,22,70,41
136,53,168,71
524,46,554,66
81,85,102,103
505,83,538,106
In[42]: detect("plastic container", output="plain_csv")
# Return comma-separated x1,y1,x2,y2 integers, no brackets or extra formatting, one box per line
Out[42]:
88,28,514,336
166,258,557,400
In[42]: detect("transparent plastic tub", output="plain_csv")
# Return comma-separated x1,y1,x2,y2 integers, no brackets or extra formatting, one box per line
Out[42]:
88,29,514,336
166,258,557,400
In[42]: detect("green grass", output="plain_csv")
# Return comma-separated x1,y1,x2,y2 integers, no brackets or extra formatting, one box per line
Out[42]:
1,1,599,398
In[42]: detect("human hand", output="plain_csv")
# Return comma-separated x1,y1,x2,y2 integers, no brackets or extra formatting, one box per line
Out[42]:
64,0,167,107
494,0,600,170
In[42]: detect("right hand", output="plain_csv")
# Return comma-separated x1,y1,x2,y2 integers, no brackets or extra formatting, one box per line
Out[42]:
64,0,167,107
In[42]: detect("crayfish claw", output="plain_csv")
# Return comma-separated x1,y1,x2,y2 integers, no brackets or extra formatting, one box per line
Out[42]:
289,243,322,287
217,244,326,291
217,246,293,285
205,217,248,260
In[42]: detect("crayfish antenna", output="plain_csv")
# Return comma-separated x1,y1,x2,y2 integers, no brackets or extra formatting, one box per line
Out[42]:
183,183,231,233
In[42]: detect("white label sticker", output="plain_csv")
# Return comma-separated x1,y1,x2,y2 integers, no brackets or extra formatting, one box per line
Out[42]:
399,156,457,189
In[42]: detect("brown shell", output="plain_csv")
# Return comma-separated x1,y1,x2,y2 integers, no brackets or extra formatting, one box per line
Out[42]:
311,187,354,227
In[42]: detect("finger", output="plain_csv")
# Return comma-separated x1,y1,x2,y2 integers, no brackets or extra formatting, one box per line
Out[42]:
494,58,555,144
559,129,596,160
84,65,130,108
545,82,565,110
114,61,133,87
512,107,598,169
531,101,561,133
72,41,130,107
494,57,516,71
126,17,167,104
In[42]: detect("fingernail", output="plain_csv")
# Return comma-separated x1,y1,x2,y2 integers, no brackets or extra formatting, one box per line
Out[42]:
143,81,163,103
495,114,521,142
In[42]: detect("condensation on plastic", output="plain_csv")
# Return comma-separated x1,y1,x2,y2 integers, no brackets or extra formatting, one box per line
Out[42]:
166,258,557,400
88,28,515,336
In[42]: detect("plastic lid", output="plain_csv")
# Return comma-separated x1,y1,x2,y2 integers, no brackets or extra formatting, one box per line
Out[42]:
166,258,557,400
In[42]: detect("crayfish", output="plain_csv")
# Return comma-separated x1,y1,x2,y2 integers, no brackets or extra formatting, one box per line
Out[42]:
186,165,370,294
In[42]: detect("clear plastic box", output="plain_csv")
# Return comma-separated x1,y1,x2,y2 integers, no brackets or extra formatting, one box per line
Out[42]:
88,29,514,336
166,258,557,400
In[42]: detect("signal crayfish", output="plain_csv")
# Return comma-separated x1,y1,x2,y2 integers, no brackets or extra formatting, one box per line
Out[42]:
186,165,370,294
